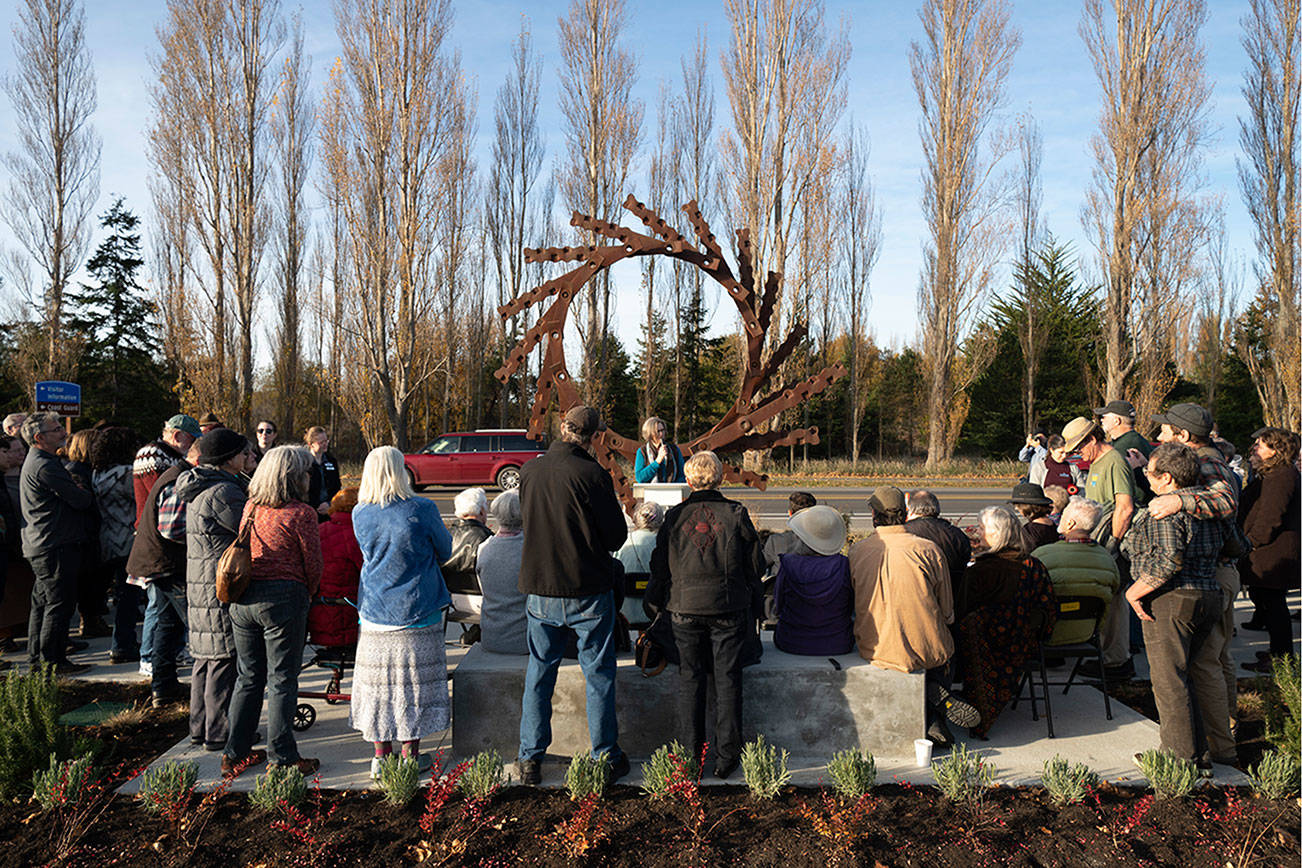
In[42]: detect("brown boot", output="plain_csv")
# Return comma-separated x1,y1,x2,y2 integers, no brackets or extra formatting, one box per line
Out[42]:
275,757,320,776
221,749,267,778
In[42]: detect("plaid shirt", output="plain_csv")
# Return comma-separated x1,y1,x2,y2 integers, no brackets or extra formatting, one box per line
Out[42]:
156,481,187,543
1123,487,1224,593
1174,447,1240,519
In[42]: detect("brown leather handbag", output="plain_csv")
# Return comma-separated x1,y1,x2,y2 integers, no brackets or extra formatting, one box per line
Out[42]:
216,507,256,604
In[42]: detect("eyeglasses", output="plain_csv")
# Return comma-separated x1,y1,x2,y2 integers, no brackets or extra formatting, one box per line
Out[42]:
257,428,275,434
39,426,62,435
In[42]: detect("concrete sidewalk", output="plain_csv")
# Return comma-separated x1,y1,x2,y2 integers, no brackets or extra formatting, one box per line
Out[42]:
43,589,1294,794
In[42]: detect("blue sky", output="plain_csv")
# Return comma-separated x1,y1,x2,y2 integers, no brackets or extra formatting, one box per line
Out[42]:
0,0,1257,352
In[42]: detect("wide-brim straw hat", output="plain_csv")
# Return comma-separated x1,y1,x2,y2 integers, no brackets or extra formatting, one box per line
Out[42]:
1061,416,1098,453
787,505,847,556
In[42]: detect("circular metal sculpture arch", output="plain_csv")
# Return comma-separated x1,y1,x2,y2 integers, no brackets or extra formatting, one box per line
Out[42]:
494,195,847,511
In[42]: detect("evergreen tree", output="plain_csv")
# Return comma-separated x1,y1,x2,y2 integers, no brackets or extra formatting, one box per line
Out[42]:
67,198,173,427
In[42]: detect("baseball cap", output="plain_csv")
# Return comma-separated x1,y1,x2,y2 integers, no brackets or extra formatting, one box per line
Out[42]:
562,405,603,438
1093,399,1135,418
1152,403,1213,438
868,485,906,514
164,414,202,438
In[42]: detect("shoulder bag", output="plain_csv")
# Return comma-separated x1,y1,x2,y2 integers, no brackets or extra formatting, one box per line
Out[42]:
216,507,256,604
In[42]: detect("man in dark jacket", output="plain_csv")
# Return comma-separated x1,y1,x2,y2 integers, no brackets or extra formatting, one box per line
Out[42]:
20,413,94,673
904,490,972,587
176,429,256,749
647,450,764,778
514,406,629,786
127,442,197,706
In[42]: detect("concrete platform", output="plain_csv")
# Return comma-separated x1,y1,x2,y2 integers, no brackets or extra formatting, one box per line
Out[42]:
452,634,924,760
37,588,1292,793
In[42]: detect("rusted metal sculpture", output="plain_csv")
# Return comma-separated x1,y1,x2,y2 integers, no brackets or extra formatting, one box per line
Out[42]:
494,195,847,511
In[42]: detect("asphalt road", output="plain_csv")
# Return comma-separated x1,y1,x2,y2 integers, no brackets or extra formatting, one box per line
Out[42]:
419,484,1010,531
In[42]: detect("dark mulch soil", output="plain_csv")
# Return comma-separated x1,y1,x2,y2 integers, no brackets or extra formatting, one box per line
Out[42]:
0,677,1291,866
1,781,1296,868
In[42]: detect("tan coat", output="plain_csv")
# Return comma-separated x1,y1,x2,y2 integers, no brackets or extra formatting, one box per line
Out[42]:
849,525,954,673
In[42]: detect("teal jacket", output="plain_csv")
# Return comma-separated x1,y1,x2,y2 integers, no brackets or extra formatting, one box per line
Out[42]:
1035,539,1120,645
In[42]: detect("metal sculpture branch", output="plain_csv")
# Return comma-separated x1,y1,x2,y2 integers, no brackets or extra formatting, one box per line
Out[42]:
494,195,847,511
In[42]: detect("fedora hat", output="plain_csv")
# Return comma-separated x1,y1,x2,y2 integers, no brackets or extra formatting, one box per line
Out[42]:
1008,481,1053,507
787,505,847,556
1060,417,1098,453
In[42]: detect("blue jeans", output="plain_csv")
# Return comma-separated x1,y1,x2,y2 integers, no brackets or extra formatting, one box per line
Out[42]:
518,592,622,764
149,581,188,692
140,582,160,662
225,580,309,766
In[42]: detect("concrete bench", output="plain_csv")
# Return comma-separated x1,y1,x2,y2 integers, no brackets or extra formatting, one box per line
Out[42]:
451,633,924,760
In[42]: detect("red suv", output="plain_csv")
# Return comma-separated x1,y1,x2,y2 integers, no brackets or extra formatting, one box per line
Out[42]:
403,430,546,490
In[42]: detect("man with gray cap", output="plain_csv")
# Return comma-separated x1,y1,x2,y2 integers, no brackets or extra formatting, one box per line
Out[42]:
849,485,975,746
1147,402,1245,735
514,405,629,786
1096,399,1152,503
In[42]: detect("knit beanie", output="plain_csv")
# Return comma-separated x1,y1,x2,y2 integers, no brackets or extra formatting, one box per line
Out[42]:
198,428,248,467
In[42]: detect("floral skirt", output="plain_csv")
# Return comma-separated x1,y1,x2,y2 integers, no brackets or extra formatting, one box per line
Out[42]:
349,623,449,742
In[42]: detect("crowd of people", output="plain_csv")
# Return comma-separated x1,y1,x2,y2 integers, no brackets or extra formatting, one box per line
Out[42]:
0,396,1295,784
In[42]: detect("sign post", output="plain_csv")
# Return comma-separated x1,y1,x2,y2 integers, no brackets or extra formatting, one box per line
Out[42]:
35,381,81,427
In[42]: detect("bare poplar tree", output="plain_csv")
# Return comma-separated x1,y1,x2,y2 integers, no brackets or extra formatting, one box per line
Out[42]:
1081,0,1211,405
1189,211,1240,414
270,17,312,437
720,0,849,351
1011,113,1047,435
838,123,881,465
556,0,643,411
912,0,1020,466
487,20,545,428
435,66,477,433
1237,0,1299,427
2,0,101,377
670,30,717,439
320,0,458,449
639,84,675,423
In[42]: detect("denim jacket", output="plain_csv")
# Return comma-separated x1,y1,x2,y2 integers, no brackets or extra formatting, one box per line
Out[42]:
353,497,453,627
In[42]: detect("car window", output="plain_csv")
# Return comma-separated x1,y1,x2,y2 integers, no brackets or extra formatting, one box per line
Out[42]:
499,434,541,452
461,436,495,453
423,436,459,455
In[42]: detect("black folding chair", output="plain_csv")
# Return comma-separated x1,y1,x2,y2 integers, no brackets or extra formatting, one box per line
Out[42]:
1013,595,1114,738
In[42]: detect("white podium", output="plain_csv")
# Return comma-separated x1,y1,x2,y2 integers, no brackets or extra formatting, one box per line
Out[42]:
631,482,691,509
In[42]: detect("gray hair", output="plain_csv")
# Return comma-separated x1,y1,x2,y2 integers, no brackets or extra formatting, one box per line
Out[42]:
1060,497,1103,534
454,487,488,518
3,413,27,433
633,500,664,531
247,445,313,507
490,489,522,530
978,505,1023,555
907,490,940,518
21,412,59,446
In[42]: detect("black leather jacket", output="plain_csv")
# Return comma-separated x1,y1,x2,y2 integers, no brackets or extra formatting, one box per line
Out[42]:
442,517,492,595
647,489,764,617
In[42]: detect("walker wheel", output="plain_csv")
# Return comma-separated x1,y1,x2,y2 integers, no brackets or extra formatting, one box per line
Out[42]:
325,673,341,704
293,703,316,731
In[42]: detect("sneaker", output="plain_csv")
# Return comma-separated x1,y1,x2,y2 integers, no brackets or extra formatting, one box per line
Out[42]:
403,752,433,774
605,752,631,784
221,749,267,779
53,661,91,676
190,735,205,746
276,757,320,776
515,758,541,785
138,660,154,678
109,649,140,664
370,756,385,779
926,683,980,728
926,718,955,747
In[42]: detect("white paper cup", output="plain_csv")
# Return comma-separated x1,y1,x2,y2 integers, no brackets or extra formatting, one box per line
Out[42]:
914,737,933,768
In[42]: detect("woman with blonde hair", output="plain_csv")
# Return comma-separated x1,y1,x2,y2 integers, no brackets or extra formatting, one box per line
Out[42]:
349,446,453,775
304,426,341,514
634,416,685,484
222,445,322,778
